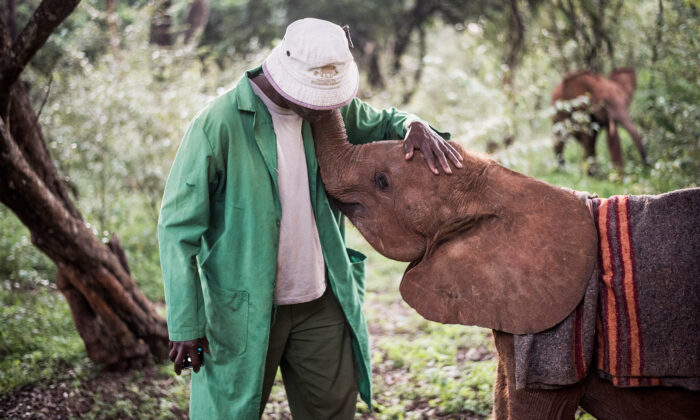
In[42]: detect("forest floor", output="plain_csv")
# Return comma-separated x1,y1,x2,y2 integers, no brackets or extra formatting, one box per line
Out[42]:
0,229,497,419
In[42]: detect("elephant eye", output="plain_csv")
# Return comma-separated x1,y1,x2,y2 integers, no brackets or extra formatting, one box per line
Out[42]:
374,172,390,190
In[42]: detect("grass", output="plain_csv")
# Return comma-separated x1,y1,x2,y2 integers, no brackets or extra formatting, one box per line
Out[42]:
77,365,190,420
491,129,683,197
0,288,86,392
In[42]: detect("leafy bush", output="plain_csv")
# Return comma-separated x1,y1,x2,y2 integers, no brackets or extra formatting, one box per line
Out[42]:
634,2,700,191
0,206,55,291
0,288,85,392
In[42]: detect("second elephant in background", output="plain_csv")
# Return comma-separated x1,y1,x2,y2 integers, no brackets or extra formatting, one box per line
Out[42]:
552,67,647,174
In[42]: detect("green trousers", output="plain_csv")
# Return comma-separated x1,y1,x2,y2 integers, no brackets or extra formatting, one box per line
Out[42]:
259,288,358,419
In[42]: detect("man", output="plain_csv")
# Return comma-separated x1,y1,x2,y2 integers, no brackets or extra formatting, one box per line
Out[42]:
158,18,462,419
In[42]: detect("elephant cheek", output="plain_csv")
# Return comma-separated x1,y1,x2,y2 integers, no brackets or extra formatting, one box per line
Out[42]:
355,220,424,262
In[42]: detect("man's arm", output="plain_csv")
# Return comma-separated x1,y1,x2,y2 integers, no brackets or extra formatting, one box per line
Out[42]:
340,98,462,174
158,118,217,373
340,98,435,142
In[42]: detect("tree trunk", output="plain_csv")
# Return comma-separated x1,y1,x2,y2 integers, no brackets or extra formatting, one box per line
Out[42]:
0,0,168,368
391,0,435,74
106,0,120,58
503,0,524,90
547,2,569,72
362,41,385,90
6,0,16,40
649,0,663,90
502,0,525,146
401,26,426,105
149,0,173,46
183,0,209,45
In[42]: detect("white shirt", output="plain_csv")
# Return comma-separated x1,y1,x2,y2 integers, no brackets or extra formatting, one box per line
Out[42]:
251,82,327,305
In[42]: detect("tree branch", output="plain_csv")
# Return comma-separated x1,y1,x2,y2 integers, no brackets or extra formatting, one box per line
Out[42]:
184,0,210,45
504,0,525,89
0,2,13,55
32,74,53,131
0,0,81,95
7,0,17,40
401,25,426,105
547,2,569,72
392,0,437,73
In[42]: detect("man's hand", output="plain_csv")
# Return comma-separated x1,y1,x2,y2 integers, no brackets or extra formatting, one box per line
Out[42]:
169,337,210,375
404,121,463,175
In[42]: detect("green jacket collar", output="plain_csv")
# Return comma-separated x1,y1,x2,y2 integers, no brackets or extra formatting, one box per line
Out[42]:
235,66,265,113
233,65,320,217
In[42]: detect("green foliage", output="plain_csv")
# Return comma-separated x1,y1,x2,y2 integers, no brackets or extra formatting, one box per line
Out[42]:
0,206,55,290
201,0,285,58
635,1,700,191
371,332,496,417
0,288,85,392
29,0,112,76
199,0,506,92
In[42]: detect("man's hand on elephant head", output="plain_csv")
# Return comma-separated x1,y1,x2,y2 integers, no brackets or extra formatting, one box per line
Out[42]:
404,121,463,175
169,337,210,375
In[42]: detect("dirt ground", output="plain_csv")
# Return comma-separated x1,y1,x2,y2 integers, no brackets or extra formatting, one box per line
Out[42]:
0,365,188,420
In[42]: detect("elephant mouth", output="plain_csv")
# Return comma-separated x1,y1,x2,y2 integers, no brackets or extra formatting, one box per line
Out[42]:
331,198,365,218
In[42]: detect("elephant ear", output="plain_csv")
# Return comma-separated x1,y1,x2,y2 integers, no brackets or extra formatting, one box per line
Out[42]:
609,68,637,96
399,166,598,334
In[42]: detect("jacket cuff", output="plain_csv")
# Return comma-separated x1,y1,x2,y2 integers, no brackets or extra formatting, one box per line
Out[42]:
168,327,206,342
404,118,451,140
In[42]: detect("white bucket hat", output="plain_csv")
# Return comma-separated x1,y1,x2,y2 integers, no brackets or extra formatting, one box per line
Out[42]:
263,18,359,110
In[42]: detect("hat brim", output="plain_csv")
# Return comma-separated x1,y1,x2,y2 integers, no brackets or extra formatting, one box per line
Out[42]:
263,45,359,111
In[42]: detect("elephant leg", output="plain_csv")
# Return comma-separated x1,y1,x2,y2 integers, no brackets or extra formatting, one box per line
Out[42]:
606,120,624,171
552,113,567,167
492,331,585,420
577,130,599,176
616,113,648,165
580,372,700,420
493,348,511,419
553,136,566,167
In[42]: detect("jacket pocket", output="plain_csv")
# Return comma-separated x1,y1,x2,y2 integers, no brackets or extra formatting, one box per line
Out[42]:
347,248,367,303
204,281,249,356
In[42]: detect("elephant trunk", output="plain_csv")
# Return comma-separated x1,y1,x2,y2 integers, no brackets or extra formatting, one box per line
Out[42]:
310,109,365,198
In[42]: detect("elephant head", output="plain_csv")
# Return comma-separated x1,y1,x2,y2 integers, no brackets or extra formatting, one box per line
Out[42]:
312,111,598,334
608,67,637,109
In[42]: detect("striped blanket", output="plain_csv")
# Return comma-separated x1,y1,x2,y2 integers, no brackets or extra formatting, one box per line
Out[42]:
514,188,700,390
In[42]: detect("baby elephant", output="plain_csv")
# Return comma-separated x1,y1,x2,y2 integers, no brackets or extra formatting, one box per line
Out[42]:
552,67,647,175
311,109,700,419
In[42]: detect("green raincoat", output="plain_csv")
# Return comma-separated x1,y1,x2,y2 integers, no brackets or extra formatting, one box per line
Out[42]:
158,66,427,419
